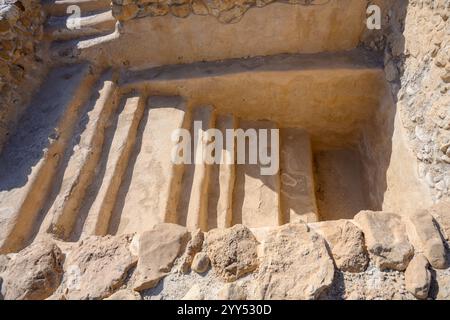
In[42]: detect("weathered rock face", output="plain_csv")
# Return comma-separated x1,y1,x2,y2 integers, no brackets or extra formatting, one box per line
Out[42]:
429,201,450,241
253,223,335,300
104,289,141,300
111,0,320,22
1,240,63,300
133,223,190,291
404,209,447,269
0,0,45,152
310,220,369,273
61,235,137,300
206,224,258,282
405,253,431,300
354,211,413,271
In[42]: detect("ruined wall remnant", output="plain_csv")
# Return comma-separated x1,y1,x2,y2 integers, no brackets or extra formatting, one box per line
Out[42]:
0,0,45,152
112,0,343,22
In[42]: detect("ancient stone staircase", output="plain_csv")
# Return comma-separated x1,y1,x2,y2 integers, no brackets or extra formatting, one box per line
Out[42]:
0,1,392,255
42,0,116,61
0,61,324,253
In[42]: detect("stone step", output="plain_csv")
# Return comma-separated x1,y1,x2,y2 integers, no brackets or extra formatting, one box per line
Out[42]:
40,71,118,240
50,31,119,66
280,128,318,223
113,96,190,235
232,120,281,228
79,94,145,238
176,106,215,231
44,10,115,41
207,114,236,229
43,0,111,17
0,64,97,253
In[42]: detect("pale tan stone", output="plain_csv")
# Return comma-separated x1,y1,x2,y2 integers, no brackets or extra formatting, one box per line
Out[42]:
191,252,210,273
310,220,369,273
405,253,431,300
353,211,413,271
254,223,334,300
63,234,137,300
133,223,190,291
217,283,247,300
206,224,258,282
1,240,63,300
403,209,447,269
104,289,141,300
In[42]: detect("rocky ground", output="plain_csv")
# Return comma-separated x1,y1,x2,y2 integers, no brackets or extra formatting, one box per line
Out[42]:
0,202,449,300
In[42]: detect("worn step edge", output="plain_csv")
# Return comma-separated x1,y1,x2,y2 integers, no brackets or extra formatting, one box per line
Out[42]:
81,93,146,238
0,64,98,254
43,71,119,240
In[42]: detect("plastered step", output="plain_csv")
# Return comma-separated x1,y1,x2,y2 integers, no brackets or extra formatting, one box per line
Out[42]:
111,96,190,235
207,114,236,229
50,31,119,66
232,120,281,228
280,128,318,223
43,0,111,17
39,71,118,240
78,94,146,239
44,10,115,41
176,106,215,231
0,64,97,253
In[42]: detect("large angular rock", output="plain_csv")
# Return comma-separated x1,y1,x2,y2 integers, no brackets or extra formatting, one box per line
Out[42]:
104,289,141,300
310,220,369,272
254,223,335,300
405,253,431,300
133,223,190,291
354,211,414,271
63,235,137,300
1,240,63,300
206,224,258,282
403,209,447,269
434,270,450,300
429,201,450,241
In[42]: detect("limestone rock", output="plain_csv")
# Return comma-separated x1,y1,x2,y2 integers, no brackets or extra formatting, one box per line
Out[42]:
254,223,335,300
177,229,204,273
182,284,204,300
133,223,190,291
310,220,369,272
63,235,137,300
429,200,450,241
206,224,258,282
217,283,247,300
191,252,210,273
404,209,447,269
434,270,450,300
354,211,414,271
1,240,63,300
191,0,209,15
112,3,139,21
104,289,141,300
0,254,10,274
405,254,431,300
170,4,190,18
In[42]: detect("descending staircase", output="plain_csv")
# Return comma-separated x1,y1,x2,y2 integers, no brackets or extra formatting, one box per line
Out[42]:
0,64,323,254
0,1,384,254
42,0,116,62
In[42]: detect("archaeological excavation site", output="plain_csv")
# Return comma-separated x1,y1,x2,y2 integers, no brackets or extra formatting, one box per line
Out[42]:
0,0,449,301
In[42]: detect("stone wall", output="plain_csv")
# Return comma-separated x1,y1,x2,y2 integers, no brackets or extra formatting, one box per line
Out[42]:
0,0,45,152
111,0,335,22
362,0,450,203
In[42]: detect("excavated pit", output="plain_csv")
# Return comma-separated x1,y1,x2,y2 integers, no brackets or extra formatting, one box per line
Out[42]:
0,0,435,255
